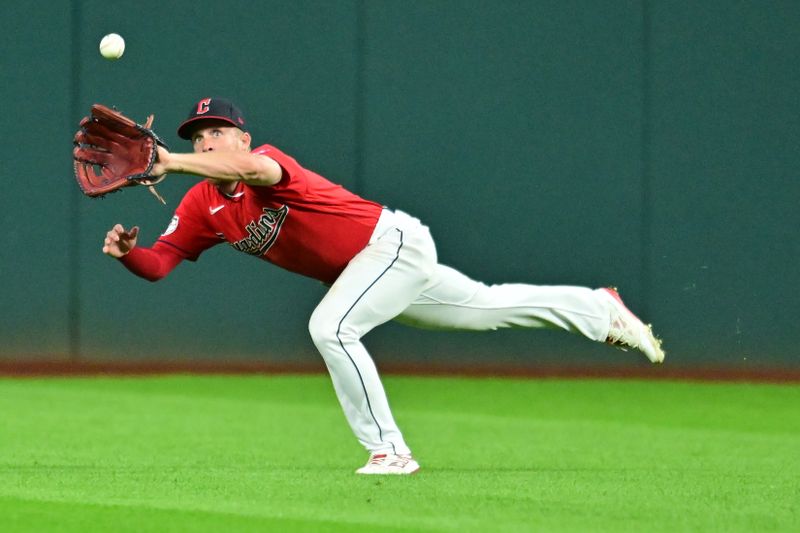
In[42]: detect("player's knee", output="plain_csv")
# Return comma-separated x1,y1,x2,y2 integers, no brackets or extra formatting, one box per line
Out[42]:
308,309,340,352
309,309,366,357
308,311,328,346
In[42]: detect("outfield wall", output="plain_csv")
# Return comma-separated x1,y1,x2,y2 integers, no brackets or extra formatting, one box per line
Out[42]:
1,1,798,372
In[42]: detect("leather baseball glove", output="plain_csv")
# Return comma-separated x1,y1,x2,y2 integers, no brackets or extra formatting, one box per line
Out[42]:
73,104,168,203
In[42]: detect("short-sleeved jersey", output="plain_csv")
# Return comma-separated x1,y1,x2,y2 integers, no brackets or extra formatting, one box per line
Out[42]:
157,144,383,284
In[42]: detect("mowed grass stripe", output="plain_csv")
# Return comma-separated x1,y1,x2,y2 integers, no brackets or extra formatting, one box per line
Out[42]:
0,375,797,532
1,495,416,533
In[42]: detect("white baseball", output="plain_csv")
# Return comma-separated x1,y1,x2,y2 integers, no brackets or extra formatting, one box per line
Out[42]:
99,33,125,60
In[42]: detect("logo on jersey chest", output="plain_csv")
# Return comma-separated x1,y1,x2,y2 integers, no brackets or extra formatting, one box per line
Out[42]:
230,205,289,256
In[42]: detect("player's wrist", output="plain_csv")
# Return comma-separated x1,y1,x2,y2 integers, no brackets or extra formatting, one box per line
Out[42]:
116,245,138,261
155,147,172,174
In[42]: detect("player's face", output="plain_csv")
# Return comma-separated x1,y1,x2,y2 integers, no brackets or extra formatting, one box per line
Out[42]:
190,121,250,154
189,120,252,190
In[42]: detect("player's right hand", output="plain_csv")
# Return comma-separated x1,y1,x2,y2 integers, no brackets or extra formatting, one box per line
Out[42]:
103,224,139,258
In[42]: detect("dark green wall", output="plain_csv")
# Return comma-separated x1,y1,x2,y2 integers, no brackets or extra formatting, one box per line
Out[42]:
1,1,798,370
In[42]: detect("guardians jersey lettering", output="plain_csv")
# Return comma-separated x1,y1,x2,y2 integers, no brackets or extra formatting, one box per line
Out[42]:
230,206,289,256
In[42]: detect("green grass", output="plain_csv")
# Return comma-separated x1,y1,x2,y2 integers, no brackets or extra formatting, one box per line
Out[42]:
1,375,798,532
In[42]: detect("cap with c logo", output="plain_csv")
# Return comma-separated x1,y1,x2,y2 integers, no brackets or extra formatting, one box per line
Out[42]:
177,97,248,139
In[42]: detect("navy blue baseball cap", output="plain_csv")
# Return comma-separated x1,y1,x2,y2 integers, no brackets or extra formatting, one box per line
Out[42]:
177,97,248,139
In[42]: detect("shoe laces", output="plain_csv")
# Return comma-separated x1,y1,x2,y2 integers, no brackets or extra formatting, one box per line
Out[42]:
387,455,412,468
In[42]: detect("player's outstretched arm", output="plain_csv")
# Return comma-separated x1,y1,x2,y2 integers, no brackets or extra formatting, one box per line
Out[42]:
103,224,184,282
151,146,282,187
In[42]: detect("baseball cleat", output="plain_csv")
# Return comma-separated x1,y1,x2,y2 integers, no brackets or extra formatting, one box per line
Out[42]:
356,453,420,475
600,287,665,364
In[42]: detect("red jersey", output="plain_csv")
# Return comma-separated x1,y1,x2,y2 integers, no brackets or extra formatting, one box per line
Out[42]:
157,144,383,283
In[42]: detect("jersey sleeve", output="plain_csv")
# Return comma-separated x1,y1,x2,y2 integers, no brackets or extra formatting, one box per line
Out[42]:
251,144,304,194
156,183,221,260
118,241,185,281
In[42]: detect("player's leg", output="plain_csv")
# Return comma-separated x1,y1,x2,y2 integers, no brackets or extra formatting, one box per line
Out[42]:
396,264,609,337
396,264,664,362
308,210,436,472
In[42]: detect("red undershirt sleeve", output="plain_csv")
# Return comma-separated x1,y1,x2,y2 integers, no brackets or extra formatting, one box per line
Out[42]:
118,241,185,282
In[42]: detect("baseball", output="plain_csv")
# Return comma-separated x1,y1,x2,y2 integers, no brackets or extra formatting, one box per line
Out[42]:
99,33,125,60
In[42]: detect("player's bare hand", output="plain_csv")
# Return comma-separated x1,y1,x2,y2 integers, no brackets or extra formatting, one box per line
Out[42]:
103,224,139,258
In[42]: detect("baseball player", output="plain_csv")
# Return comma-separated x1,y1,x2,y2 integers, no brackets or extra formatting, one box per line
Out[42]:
102,97,665,475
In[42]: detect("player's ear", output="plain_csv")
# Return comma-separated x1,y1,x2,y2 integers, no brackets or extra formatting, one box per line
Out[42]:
240,131,252,150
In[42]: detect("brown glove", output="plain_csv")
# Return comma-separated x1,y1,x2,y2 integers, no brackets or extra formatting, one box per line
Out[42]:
73,104,168,203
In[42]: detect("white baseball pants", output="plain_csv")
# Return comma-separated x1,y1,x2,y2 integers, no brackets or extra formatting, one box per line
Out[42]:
308,209,613,455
